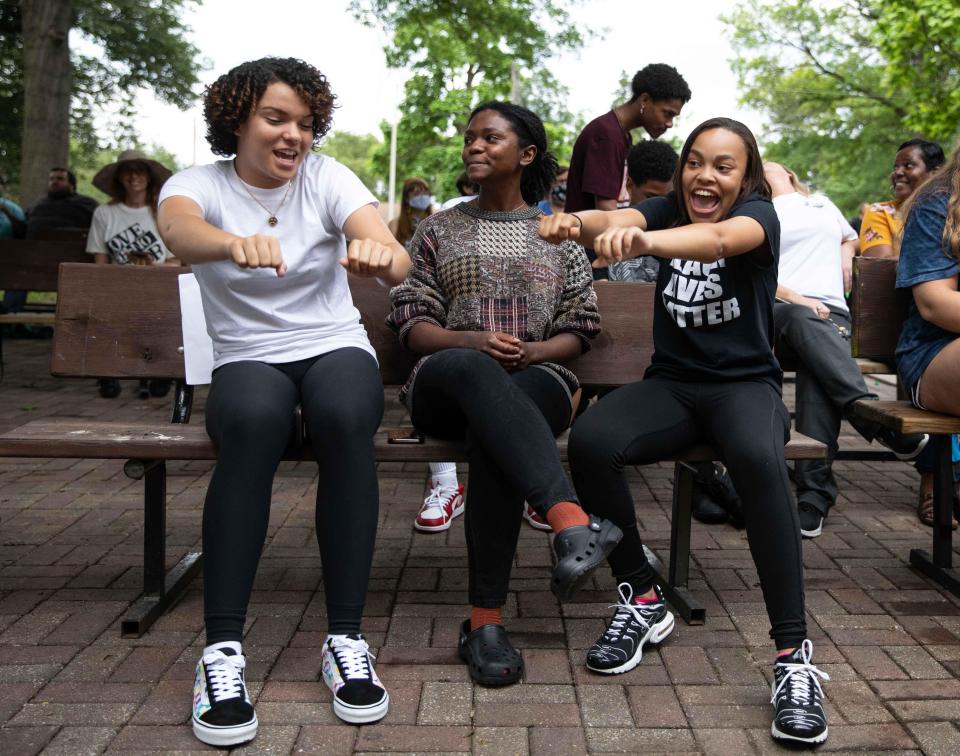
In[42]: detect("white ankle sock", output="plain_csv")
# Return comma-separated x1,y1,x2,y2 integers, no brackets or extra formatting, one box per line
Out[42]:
204,640,242,657
429,462,458,489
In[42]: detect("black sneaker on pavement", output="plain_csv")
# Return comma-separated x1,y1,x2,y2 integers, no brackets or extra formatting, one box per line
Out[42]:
875,427,929,461
798,502,824,538
322,634,389,724
771,640,830,745
586,582,675,675
192,644,257,747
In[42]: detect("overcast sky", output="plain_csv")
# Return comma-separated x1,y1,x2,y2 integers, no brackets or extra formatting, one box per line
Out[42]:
109,0,763,166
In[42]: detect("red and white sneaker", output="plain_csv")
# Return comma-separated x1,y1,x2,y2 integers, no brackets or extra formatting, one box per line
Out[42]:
523,502,552,531
414,483,465,532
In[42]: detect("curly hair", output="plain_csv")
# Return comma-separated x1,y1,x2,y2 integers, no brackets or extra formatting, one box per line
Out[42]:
203,57,337,157
467,101,558,205
630,63,691,104
627,140,678,185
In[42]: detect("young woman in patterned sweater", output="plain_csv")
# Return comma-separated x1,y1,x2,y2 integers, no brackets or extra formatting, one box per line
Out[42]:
388,101,618,686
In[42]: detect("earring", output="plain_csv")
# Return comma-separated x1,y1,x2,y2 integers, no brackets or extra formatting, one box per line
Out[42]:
640,105,645,116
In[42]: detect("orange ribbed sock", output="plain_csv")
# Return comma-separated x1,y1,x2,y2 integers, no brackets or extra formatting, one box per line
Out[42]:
471,606,503,631
545,501,590,532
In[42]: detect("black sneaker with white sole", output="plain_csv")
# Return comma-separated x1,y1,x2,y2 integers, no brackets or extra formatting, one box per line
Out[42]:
192,643,257,747
798,502,824,538
586,582,674,675
322,634,389,724
771,640,830,745
875,427,929,461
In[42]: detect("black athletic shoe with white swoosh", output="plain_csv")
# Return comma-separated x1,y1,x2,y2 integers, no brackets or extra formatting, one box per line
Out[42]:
586,582,674,675
771,640,830,745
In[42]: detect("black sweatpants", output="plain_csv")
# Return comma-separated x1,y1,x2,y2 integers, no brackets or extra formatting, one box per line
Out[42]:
568,377,807,649
408,348,576,608
203,347,383,643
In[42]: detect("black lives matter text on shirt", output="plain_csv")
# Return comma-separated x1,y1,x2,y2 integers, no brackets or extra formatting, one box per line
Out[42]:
631,192,783,388
105,222,165,265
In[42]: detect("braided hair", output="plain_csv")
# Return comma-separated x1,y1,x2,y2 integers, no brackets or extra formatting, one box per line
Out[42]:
467,101,558,206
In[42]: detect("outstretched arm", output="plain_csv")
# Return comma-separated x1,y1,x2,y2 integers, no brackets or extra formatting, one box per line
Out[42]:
592,216,767,267
158,195,286,275
341,204,411,286
539,208,647,249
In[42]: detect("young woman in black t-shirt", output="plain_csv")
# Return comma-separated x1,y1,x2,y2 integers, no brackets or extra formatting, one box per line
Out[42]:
539,118,830,747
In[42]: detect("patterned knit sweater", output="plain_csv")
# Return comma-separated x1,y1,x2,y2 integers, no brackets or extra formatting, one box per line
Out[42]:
388,201,601,403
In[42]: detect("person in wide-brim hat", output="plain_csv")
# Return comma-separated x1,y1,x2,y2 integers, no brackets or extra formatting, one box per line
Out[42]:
92,149,172,201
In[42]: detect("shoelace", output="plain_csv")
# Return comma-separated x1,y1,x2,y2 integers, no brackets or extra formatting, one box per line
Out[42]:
331,636,376,681
422,483,457,513
771,639,830,708
603,582,657,642
202,650,246,702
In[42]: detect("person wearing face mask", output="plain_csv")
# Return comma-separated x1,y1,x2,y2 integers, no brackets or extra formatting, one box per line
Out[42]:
389,177,434,249
860,139,945,258
537,165,568,215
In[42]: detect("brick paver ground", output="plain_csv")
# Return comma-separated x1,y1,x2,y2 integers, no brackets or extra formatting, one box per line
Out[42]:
1,336,959,754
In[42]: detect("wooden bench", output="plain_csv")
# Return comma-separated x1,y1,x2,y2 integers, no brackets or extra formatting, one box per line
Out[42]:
848,256,960,596
0,239,90,376
0,263,826,635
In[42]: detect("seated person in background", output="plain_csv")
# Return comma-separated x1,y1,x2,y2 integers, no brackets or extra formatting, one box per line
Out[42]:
895,142,960,526
0,173,26,240
389,177,433,249
3,167,98,313
608,140,678,282
389,101,617,688
87,149,179,400
860,139,944,258
537,164,568,216
440,171,478,209
765,162,928,538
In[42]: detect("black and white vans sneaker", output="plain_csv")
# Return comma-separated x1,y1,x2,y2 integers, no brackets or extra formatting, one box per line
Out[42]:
322,634,389,724
771,639,830,745
586,582,675,675
192,643,257,747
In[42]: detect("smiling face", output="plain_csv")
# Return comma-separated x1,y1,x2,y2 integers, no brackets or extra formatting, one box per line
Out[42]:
639,96,684,139
681,128,749,223
461,109,535,189
234,81,314,188
118,163,149,199
891,145,931,202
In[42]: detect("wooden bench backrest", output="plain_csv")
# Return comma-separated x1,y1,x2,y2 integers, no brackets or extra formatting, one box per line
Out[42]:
51,263,657,385
0,240,89,291
850,256,904,362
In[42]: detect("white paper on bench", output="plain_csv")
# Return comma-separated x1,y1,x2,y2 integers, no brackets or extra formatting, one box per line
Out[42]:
177,273,214,385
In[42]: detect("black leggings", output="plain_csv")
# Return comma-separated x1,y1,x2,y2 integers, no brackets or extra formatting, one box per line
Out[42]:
203,347,383,643
569,377,806,649
409,348,576,608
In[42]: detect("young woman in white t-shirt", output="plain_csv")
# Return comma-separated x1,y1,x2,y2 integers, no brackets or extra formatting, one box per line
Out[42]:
157,58,410,747
87,149,179,399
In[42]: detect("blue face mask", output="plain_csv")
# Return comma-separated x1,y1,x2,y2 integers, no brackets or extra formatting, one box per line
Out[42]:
408,194,432,211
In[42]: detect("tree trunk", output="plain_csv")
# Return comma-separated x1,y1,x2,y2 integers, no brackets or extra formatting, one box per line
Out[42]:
19,0,73,208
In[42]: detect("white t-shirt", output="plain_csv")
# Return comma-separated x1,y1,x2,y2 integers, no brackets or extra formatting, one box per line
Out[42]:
158,153,378,369
86,203,172,264
773,192,857,313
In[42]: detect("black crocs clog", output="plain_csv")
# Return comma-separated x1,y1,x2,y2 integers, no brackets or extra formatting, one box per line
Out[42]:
550,515,623,601
457,620,523,686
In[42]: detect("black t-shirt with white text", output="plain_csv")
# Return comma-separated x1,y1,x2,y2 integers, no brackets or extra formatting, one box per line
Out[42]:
634,192,782,390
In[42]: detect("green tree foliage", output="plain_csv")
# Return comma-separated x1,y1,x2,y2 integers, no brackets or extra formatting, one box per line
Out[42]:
350,0,585,201
722,0,960,216
320,131,383,197
4,0,203,203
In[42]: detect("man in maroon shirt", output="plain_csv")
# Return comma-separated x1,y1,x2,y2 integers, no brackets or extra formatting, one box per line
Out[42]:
566,64,690,215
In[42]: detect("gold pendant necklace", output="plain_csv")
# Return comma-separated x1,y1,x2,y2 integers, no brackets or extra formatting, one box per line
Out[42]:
235,162,293,226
